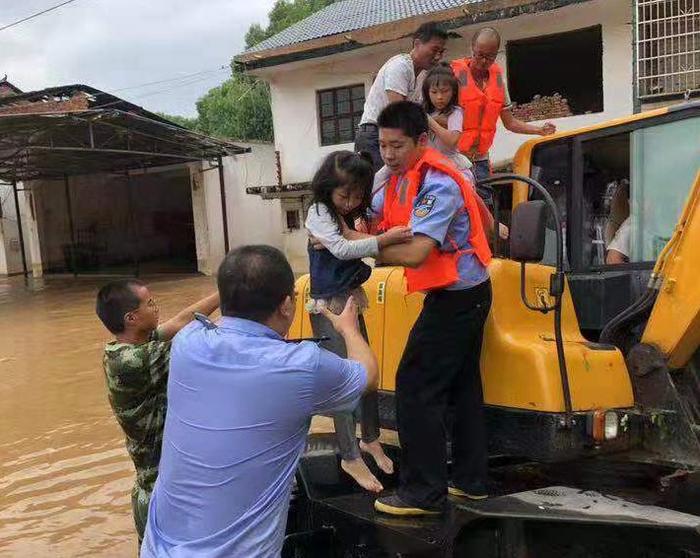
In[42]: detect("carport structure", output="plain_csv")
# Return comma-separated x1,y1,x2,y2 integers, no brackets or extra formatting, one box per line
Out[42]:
0,85,247,277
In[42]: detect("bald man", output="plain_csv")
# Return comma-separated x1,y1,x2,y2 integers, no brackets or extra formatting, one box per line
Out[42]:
451,28,556,208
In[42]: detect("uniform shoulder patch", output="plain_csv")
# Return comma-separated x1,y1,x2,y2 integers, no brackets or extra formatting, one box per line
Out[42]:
414,194,436,218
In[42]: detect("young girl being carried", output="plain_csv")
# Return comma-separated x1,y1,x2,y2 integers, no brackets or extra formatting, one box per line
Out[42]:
423,62,474,177
423,63,503,237
305,150,412,492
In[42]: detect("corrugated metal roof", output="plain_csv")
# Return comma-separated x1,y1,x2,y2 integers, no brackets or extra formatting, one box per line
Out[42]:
245,0,479,54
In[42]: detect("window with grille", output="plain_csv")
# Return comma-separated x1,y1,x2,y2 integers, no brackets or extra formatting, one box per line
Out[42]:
317,84,365,146
637,0,700,100
285,209,300,230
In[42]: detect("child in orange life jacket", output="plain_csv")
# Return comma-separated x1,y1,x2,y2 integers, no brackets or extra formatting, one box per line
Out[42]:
423,63,474,177
421,64,500,237
304,150,412,492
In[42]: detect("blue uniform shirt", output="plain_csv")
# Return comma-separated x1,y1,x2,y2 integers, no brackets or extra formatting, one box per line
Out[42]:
373,167,489,290
141,317,366,558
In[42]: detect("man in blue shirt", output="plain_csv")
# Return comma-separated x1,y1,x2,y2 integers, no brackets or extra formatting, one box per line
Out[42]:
372,101,492,515
141,245,378,557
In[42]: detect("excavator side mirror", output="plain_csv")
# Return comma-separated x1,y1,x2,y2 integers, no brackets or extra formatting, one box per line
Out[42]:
510,200,547,263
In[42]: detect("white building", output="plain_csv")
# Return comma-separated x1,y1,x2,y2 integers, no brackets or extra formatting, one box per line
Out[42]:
236,0,699,272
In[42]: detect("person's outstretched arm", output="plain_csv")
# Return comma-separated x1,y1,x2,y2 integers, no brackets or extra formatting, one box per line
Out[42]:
500,108,556,136
158,292,220,341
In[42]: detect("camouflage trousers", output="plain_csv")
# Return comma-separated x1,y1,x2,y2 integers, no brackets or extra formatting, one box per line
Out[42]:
131,482,152,546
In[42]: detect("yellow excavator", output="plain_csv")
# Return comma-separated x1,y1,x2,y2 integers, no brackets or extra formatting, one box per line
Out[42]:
284,101,700,557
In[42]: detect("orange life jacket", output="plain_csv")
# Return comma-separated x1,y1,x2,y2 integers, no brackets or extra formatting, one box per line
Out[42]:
379,147,492,293
450,58,506,158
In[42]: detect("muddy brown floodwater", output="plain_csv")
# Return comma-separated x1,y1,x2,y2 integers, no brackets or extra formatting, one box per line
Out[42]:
0,274,342,557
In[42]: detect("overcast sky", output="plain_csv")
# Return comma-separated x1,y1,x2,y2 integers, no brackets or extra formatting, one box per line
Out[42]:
1,0,277,116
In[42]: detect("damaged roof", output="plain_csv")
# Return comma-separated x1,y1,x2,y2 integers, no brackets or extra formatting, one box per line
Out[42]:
0,83,175,125
236,0,592,69
0,85,248,182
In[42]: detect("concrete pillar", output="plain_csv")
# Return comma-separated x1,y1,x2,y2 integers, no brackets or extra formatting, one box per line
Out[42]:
18,184,43,278
0,183,26,276
190,164,215,276
0,218,9,276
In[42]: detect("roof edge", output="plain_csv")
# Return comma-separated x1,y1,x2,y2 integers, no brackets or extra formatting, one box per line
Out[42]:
235,0,592,71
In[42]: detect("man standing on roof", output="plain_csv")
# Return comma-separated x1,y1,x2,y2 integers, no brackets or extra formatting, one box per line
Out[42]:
355,22,448,172
451,27,556,208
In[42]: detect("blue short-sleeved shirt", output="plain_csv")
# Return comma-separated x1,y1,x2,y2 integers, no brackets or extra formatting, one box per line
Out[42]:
140,317,366,558
373,167,489,290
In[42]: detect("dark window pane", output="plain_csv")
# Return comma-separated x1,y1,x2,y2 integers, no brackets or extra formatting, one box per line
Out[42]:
337,100,351,115
338,117,352,142
286,210,300,230
336,88,350,102
321,120,336,145
318,85,365,145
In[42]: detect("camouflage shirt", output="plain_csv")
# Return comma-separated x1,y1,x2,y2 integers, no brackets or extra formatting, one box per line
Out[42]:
103,329,170,493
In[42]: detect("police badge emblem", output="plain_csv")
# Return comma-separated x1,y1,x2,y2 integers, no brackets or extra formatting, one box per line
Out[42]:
414,195,436,218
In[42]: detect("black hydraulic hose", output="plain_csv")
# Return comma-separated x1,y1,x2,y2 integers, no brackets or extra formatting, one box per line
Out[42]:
554,303,573,422
600,287,658,353
477,174,573,424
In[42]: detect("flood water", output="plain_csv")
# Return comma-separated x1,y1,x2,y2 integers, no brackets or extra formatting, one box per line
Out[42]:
0,275,338,557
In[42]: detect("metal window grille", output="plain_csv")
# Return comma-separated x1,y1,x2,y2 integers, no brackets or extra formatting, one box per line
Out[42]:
317,84,365,146
637,0,700,100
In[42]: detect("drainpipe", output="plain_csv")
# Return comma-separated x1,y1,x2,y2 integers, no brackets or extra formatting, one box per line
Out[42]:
217,156,230,254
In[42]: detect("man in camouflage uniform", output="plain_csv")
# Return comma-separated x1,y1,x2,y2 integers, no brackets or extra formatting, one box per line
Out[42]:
96,280,219,545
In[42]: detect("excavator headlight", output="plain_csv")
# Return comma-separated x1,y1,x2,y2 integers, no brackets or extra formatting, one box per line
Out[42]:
604,411,619,440
591,410,619,442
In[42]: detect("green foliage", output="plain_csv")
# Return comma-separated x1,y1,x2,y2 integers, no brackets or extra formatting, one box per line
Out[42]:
244,23,269,50
174,0,336,141
195,74,273,142
244,0,337,49
155,112,198,130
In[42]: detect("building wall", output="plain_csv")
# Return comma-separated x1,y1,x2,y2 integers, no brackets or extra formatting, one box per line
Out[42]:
29,169,196,274
198,142,310,274
0,183,43,278
3,143,325,278
262,0,633,183
12,146,274,277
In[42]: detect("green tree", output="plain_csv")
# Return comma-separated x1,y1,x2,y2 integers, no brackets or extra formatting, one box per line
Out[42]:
195,74,273,142
171,0,336,141
156,112,198,130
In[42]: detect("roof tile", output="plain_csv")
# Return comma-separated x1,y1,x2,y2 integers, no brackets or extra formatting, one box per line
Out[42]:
245,0,480,53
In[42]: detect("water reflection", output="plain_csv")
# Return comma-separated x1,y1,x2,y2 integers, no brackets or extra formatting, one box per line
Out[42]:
0,275,214,557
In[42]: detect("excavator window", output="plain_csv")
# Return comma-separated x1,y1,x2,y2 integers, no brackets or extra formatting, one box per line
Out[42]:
576,116,699,269
628,117,699,262
580,133,631,268
529,140,572,268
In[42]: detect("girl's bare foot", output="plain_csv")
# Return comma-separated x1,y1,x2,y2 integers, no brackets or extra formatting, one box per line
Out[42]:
341,458,383,493
360,439,394,475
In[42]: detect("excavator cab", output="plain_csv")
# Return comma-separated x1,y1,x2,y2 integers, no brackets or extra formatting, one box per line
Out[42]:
506,101,700,465
509,101,700,342
285,103,700,557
